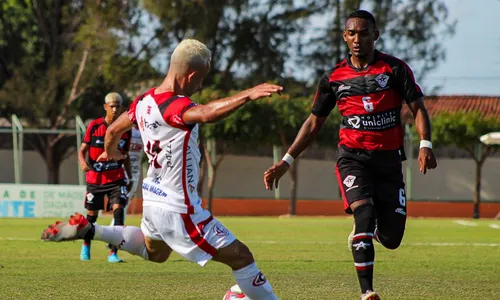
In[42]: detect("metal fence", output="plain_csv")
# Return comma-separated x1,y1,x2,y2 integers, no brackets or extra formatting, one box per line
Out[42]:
0,115,86,185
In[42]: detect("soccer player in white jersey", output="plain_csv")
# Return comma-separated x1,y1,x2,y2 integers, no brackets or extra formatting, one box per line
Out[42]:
41,39,282,300
110,127,143,226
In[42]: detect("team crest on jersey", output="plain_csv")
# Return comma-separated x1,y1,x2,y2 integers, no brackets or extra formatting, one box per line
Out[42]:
188,184,195,193
213,223,229,236
146,105,152,115
375,74,390,88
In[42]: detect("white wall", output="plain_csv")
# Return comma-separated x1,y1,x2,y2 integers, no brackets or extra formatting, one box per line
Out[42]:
1,150,499,202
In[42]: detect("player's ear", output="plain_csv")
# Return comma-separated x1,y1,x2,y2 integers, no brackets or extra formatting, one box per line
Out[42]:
374,29,380,41
103,104,107,110
343,30,348,42
187,70,197,82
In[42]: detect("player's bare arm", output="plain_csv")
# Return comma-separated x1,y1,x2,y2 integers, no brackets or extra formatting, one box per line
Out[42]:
78,143,90,172
407,97,437,174
98,112,134,162
264,114,327,190
183,83,283,124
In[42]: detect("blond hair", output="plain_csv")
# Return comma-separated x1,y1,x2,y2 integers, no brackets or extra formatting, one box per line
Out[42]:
170,39,211,72
104,92,123,104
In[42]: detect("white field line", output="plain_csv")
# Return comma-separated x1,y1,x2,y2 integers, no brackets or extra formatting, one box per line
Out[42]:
454,220,478,227
1,237,499,247
489,224,500,229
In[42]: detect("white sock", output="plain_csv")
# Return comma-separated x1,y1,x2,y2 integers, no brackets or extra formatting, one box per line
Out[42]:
94,225,149,260
232,263,278,300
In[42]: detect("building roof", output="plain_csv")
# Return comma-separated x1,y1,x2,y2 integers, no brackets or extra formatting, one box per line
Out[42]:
401,95,500,123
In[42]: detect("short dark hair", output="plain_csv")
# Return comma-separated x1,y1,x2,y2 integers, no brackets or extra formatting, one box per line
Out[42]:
347,10,377,29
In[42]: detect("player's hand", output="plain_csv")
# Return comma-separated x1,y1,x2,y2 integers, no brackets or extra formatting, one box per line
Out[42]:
79,161,90,172
97,151,126,162
418,147,437,174
264,160,290,190
247,83,283,101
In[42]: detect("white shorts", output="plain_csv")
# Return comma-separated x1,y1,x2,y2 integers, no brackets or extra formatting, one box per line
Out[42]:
140,205,236,266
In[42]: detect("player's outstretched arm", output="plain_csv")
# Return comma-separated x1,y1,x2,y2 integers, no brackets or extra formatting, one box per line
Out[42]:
407,98,437,174
99,112,134,162
264,114,327,190
183,83,283,124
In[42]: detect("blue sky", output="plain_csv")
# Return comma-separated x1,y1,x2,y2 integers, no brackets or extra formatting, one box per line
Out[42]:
417,0,500,95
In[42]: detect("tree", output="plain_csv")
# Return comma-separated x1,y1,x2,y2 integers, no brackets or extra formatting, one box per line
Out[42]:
430,111,500,219
0,1,157,183
141,0,319,88
303,0,456,84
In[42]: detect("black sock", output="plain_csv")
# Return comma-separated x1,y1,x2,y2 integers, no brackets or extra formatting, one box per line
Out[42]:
352,203,376,293
84,215,97,246
109,208,125,254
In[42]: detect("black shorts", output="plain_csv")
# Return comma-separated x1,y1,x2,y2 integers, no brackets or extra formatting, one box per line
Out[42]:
84,183,128,211
335,156,407,217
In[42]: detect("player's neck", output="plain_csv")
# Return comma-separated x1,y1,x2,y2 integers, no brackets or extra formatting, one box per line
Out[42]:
156,73,185,96
350,51,375,69
104,115,114,125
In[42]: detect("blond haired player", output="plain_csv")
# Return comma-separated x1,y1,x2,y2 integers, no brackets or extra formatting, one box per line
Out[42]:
42,39,281,300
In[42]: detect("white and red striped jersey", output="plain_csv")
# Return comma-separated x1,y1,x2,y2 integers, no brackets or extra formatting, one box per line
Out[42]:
128,88,202,214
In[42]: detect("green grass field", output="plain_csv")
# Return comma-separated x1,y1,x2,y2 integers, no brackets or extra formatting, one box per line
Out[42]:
1,216,499,299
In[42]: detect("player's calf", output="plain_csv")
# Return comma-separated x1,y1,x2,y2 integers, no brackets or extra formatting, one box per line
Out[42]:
215,240,278,300
352,203,376,294
374,208,406,250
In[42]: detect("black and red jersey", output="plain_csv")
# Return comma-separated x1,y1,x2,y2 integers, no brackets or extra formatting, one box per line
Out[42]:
83,117,131,186
311,50,423,162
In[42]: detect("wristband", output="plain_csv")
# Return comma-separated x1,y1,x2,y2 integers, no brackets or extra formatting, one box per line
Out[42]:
282,153,295,166
420,140,432,149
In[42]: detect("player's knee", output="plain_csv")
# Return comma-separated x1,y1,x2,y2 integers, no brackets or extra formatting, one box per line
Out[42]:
382,231,404,250
235,242,254,266
353,203,376,232
215,240,255,270
86,214,98,223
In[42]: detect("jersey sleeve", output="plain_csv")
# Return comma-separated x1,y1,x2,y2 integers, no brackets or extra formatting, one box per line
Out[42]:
159,97,198,129
127,94,142,125
83,121,93,144
311,72,337,117
393,60,424,104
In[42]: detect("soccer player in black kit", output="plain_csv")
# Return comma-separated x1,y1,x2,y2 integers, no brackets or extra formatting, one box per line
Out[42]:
264,10,437,300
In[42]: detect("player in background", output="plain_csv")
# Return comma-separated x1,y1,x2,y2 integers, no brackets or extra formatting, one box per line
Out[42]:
263,10,437,300
110,127,143,226
42,39,281,300
78,92,132,263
